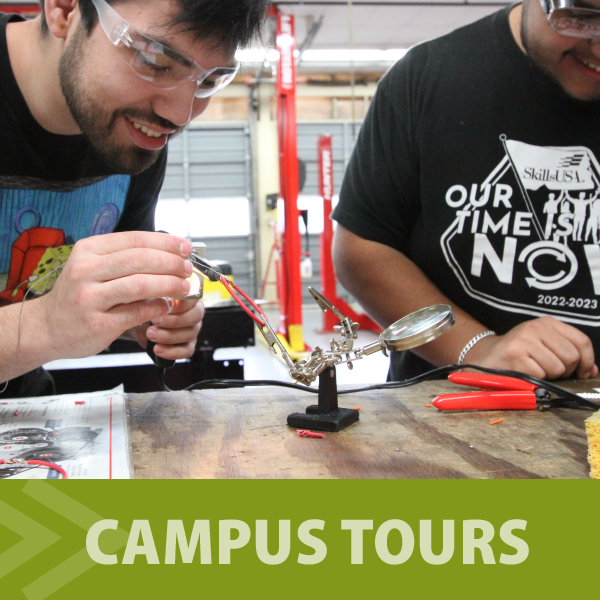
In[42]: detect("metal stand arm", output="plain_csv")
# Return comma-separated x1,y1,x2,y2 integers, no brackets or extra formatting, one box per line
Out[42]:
286,365,359,432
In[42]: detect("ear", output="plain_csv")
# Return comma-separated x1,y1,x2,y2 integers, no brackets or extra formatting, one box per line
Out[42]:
44,0,80,40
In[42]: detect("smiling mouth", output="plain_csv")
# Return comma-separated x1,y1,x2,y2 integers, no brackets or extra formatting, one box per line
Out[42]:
582,59,600,73
127,118,169,138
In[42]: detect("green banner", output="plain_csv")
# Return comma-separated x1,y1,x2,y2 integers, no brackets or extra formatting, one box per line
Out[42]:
0,480,597,599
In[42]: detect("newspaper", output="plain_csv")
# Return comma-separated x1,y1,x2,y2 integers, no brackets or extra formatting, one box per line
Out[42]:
0,386,131,479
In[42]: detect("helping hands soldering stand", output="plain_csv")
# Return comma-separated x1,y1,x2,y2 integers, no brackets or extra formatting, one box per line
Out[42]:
289,363,357,432
286,289,373,431
281,288,455,432
190,255,455,433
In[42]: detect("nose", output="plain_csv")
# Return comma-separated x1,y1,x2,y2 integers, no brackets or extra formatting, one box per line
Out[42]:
152,81,208,128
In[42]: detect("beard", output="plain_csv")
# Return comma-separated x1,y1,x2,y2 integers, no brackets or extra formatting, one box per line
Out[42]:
520,2,600,103
520,3,563,92
58,24,164,175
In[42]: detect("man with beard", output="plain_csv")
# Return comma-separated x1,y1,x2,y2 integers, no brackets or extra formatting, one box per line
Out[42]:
332,1,600,381
0,0,267,396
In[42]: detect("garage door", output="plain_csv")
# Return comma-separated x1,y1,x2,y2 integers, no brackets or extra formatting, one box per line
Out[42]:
156,124,256,296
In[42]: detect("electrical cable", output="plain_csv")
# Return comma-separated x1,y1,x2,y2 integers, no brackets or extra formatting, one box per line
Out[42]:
219,274,267,327
164,261,599,409
158,363,600,410
0,459,68,479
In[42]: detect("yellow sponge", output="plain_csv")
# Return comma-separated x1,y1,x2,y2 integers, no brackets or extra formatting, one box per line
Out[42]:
585,410,600,479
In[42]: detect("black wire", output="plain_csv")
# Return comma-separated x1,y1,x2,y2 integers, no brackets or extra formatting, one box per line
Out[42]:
158,363,600,409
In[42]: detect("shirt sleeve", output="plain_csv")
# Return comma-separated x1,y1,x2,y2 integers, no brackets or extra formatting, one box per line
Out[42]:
114,148,168,233
331,54,423,255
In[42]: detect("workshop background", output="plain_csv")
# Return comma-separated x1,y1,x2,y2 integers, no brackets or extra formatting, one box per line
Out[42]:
0,1,508,391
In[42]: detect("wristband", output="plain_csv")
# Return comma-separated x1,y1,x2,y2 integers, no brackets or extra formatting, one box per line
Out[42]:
458,330,496,365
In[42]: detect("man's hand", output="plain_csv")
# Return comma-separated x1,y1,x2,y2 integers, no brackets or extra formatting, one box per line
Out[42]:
466,316,598,380
129,298,205,360
36,231,195,360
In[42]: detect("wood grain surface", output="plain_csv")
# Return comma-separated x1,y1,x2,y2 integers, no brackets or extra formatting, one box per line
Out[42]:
127,379,597,479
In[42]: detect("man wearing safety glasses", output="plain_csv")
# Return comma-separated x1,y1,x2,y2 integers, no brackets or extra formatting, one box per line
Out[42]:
333,1,600,382
0,0,267,397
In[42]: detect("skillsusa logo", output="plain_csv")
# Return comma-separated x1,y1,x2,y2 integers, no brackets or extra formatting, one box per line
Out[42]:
441,136,600,326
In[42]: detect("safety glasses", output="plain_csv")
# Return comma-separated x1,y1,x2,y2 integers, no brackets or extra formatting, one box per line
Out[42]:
90,0,239,98
540,0,600,39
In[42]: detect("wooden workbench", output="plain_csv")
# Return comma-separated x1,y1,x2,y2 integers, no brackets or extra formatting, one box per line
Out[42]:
127,379,597,479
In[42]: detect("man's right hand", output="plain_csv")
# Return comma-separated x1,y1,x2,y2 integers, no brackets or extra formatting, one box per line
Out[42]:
34,231,194,360
465,316,598,380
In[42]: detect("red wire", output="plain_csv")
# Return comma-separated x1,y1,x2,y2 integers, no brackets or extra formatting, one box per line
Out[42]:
0,459,68,479
220,275,267,327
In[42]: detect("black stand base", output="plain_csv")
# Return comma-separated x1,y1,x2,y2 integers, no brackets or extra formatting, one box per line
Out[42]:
287,365,359,432
287,406,359,432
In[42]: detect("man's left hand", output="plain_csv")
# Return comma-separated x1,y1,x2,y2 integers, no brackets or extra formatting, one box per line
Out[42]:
129,298,204,360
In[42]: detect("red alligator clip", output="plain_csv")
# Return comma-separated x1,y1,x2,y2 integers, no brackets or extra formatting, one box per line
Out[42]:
432,373,539,411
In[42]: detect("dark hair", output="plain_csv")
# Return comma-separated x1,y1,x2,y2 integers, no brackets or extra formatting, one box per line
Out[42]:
39,0,269,52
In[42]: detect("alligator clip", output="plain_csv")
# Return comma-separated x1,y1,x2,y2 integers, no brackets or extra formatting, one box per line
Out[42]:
432,372,598,412
308,287,358,341
188,253,223,282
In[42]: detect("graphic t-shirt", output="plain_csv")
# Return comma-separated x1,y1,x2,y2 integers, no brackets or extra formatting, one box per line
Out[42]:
0,14,166,395
332,5,600,379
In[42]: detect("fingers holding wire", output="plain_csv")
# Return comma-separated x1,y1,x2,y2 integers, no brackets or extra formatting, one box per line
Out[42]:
97,275,191,310
145,299,203,358
150,298,204,327
147,322,201,346
109,297,181,333
151,338,198,360
91,248,194,282
77,231,192,258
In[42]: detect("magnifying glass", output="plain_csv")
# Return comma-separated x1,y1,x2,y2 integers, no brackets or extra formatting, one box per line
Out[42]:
359,305,455,357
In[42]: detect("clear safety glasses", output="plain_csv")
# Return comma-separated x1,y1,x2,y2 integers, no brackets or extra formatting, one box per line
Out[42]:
90,0,239,98
540,0,600,39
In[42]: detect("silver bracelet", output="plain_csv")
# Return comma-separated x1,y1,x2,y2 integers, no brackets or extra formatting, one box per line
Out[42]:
458,330,496,365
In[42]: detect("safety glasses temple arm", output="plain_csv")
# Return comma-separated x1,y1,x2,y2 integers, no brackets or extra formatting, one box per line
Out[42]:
91,0,132,46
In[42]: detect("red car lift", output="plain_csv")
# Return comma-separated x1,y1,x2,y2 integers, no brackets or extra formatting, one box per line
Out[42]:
317,135,382,333
273,7,380,347
274,9,307,353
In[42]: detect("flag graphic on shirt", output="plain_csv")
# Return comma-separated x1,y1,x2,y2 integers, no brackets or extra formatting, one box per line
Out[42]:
504,139,597,192
502,138,600,241
440,137,600,326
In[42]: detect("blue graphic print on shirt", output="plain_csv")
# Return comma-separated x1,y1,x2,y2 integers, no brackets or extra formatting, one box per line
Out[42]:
0,175,130,304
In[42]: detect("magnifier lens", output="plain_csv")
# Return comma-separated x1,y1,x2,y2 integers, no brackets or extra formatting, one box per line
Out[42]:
381,305,455,351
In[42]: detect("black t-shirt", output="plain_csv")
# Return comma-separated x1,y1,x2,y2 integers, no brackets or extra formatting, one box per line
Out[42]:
332,5,600,379
0,14,166,396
